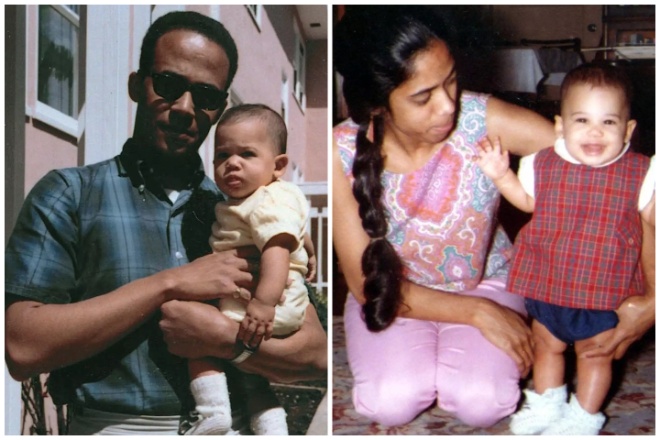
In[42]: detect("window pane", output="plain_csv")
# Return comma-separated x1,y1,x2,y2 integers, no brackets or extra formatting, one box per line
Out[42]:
38,5,78,118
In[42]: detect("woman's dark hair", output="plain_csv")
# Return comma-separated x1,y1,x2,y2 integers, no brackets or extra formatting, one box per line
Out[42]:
335,6,455,331
139,11,239,88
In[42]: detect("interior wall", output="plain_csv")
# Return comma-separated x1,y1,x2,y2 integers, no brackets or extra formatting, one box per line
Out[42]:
492,5,603,49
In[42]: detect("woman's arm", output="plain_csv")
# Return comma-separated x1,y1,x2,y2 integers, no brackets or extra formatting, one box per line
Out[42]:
486,96,556,156
332,137,370,304
332,137,533,373
582,195,655,359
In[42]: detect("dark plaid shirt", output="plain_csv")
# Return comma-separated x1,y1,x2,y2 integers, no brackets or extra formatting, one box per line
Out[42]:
508,148,649,310
5,139,222,415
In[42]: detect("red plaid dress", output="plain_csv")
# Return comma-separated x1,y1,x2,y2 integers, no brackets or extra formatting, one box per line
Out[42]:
508,148,650,310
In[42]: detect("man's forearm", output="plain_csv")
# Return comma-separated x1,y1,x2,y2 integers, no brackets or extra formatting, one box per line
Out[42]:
159,298,327,383
6,274,171,381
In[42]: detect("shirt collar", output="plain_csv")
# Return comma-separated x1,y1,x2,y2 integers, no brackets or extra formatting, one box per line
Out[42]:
117,139,206,194
554,137,630,168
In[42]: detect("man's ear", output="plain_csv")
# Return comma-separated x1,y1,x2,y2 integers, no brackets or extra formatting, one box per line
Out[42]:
273,154,289,178
128,72,145,103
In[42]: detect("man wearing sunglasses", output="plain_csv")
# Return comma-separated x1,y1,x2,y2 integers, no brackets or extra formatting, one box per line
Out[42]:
6,11,327,435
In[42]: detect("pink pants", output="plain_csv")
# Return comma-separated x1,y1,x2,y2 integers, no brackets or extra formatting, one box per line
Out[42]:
344,278,526,428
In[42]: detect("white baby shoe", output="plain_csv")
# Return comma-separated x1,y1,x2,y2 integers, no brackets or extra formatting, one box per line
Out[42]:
542,393,606,435
509,384,567,435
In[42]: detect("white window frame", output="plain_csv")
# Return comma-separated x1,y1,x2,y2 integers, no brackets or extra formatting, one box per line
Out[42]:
31,5,81,138
281,73,289,126
292,20,306,110
246,5,262,30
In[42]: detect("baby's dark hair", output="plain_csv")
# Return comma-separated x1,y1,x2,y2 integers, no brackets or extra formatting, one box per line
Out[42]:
335,7,455,331
139,11,238,88
560,63,633,116
217,104,287,154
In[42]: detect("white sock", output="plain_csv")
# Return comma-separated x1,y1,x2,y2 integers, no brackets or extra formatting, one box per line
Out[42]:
190,373,231,418
251,407,288,435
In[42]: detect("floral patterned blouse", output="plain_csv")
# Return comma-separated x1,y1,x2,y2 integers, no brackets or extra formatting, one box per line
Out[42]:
335,91,511,293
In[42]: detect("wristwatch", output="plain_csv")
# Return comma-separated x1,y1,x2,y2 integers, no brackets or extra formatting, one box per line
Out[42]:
230,341,258,365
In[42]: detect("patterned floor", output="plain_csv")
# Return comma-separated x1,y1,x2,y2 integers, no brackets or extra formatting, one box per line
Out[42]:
332,317,655,435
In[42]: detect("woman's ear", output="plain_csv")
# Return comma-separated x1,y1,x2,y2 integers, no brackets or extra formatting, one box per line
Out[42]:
128,72,144,103
273,154,289,178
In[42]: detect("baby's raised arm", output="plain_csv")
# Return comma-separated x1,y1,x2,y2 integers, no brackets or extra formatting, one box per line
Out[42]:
477,137,535,213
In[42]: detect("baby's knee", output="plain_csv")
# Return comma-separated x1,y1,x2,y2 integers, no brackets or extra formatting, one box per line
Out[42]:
353,377,435,427
438,377,520,428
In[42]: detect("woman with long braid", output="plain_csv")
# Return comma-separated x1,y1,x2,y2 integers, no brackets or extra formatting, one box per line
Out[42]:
332,6,655,429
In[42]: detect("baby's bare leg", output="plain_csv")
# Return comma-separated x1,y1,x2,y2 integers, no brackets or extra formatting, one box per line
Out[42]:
531,319,567,393
574,328,616,414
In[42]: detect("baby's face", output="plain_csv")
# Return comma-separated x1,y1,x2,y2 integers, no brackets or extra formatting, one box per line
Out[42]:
556,84,636,167
214,118,283,199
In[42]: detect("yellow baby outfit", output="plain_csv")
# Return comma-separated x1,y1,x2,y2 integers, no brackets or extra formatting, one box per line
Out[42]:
210,179,310,335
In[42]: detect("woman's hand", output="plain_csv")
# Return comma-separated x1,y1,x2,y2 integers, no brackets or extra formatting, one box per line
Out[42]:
472,299,534,377
580,294,654,360
581,214,655,360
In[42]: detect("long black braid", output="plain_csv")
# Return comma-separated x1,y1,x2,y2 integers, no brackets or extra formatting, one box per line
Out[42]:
335,6,455,331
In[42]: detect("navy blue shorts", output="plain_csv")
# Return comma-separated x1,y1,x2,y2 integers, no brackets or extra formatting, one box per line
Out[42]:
525,298,619,345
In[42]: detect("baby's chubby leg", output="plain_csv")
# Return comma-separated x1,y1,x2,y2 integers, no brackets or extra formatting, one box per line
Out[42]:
574,328,617,414
531,319,568,393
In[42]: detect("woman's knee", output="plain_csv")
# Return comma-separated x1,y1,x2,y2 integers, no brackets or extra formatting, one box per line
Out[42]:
353,376,435,426
437,376,520,428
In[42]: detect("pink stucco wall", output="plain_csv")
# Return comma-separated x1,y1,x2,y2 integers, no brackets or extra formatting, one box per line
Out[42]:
21,5,326,193
23,6,78,193
220,6,309,182
24,124,78,193
304,38,328,182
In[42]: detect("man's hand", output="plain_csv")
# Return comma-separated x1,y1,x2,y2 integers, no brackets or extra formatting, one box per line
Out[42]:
163,247,260,302
160,300,238,359
238,299,276,347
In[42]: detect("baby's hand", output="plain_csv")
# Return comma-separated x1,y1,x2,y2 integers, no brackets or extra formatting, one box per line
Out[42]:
306,254,317,282
239,298,275,348
476,137,510,181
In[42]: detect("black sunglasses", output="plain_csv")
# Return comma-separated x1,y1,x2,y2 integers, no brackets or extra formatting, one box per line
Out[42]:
149,71,228,111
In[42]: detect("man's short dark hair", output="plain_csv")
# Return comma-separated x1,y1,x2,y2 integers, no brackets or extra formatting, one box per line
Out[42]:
218,104,288,154
139,11,238,88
